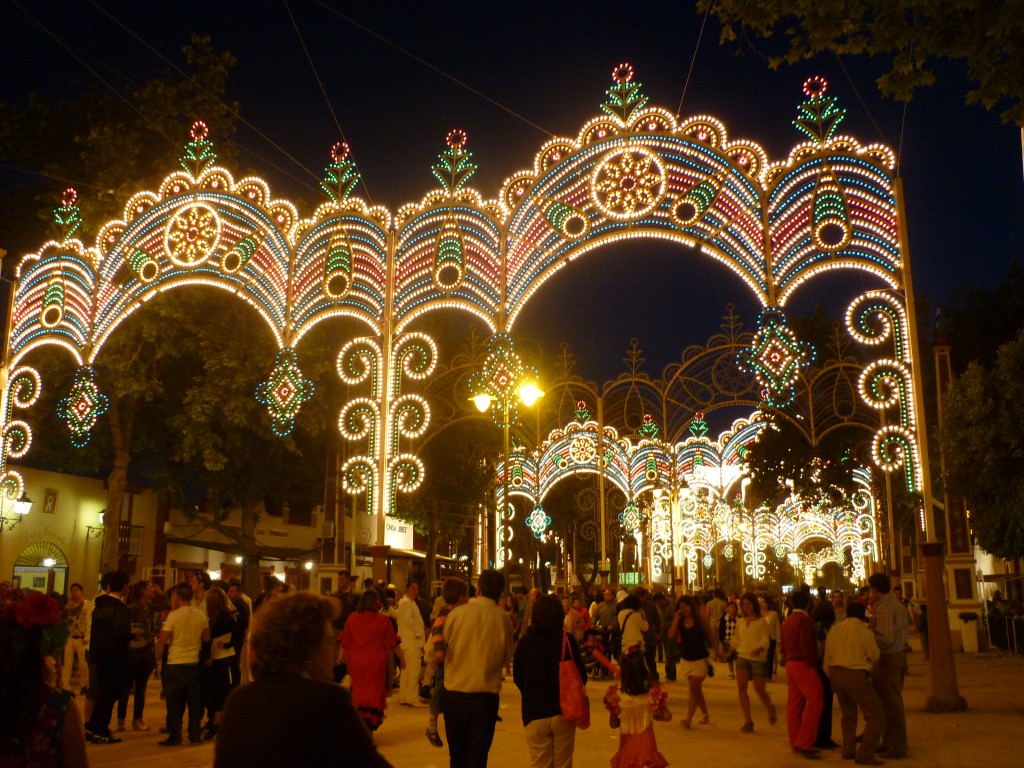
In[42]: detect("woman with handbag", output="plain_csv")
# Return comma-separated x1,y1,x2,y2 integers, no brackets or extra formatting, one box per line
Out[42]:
667,595,711,729
514,594,587,768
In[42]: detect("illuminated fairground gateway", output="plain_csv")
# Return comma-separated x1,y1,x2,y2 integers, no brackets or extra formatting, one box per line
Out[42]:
2,65,960,596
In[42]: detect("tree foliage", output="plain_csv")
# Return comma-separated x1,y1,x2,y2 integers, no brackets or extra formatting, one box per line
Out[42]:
701,0,1024,125
941,328,1024,558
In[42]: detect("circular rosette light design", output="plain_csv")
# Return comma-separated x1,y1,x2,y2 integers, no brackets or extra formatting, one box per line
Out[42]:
164,204,221,267
591,146,665,220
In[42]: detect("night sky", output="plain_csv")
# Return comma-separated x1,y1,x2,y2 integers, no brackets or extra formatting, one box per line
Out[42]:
2,0,1022,383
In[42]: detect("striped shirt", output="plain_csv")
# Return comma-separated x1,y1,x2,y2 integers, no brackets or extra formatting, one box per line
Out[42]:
870,593,908,654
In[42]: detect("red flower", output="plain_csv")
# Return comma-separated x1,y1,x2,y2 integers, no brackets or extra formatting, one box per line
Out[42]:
15,592,61,629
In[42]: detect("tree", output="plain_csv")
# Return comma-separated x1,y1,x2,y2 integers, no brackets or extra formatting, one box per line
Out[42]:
701,0,1024,125
941,328,1024,558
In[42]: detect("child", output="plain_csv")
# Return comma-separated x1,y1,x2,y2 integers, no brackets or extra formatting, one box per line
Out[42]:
604,646,669,768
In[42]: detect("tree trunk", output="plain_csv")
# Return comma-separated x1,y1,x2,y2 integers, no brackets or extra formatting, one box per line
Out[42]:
240,498,262,597
102,396,132,574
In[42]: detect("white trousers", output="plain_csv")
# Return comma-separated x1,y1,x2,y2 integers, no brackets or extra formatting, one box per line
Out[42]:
63,636,89,690
399,643,423,703
524,714,576,768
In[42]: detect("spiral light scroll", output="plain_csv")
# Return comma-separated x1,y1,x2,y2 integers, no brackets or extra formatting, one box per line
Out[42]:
846,291,909,362
337,337,382,395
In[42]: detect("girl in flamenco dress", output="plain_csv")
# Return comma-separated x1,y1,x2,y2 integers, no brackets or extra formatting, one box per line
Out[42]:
603,645,670,768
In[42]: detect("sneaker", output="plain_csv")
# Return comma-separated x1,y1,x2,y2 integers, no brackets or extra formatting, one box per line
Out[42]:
89,733,122,744
116,719,126,731
158,737,183,747
132,720,149,731
426,728,443,748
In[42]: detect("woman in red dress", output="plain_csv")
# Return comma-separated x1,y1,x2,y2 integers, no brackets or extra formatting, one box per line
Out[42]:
340,588,403,731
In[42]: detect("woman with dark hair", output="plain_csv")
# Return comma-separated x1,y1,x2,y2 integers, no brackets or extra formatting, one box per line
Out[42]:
1,589,88,768
668,595,711,728
116,580,157,731
202,587,237,739
215,592,392,767
340,588,403,732
733,592,776,733
513,593,587,768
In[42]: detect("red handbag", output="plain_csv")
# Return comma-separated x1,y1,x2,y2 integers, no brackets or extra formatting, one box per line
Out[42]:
559,632,590,729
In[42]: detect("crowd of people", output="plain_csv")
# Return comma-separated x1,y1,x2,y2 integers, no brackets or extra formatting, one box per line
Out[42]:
1,567,923,768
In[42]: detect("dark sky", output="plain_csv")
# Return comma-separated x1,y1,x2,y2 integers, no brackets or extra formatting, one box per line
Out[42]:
2,0,1022,383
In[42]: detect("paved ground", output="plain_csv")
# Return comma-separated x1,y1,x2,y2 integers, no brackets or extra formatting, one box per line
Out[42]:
80,649,1023,768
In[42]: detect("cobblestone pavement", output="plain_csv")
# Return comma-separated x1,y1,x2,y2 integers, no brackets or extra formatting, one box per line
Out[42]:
80,649,1022,768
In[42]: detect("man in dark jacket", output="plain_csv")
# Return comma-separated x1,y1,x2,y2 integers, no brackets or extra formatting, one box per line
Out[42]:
87,570,132,743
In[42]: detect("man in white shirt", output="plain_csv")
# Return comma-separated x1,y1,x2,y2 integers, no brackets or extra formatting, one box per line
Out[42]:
823,602,883,765
62,582,90,692
159,582,210,746
397,580,426,706
442,569,513,768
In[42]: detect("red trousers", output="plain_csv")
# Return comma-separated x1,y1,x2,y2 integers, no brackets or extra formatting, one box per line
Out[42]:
785,659,824,751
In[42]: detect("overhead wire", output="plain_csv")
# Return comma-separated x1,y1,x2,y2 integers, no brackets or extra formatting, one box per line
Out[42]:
283,0,373,203
307,0,555,139
81,0,322,190
677,0,713,117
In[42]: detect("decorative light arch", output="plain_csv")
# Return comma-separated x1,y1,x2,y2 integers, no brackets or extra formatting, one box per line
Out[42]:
2,67,925,564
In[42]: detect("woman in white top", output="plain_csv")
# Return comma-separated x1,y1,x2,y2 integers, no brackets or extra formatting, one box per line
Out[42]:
733,593,776,733
617,594,649,653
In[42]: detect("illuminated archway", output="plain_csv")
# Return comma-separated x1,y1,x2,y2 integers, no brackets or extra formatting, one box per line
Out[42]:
2,67,930,562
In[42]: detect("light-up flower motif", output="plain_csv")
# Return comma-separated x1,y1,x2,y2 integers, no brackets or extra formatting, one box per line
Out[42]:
526,504,551,539
592,147,664,219
569,435,596,464
57,366,109,448
165,204,221,266
619,500,643,530
256,348,315,437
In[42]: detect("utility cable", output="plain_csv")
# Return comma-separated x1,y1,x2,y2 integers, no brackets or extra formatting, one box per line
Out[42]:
677,0,713,117
283,0,373,203
308,0,554,139
82,0,322,189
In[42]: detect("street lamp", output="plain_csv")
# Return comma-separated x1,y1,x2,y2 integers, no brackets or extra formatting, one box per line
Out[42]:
0,491,33,532
469,334,545,573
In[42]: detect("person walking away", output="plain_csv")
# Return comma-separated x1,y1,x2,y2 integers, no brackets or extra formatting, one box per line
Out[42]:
61,582,90,695
340,588,403,732
214,592,393,768
779,590,824,759
425,577,469,748
158,582,210,746
654,593,676,681
719,601,740,679
603,645,670,768
396,580,427,707
117,580,157,732
617,593,649,666
86,571,132,744
442,569,513,768
811,591,840,751
706,589,727,659
823,601,884,765
868,573,909,759
225,579,251,687
733,592,776,733
514,594,587,768
759,594,781,679
636,587,661,683
201,587,237,739
667,595,711,729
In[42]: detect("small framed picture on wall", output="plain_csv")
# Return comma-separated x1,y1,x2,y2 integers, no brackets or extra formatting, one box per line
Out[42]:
44,488,58,514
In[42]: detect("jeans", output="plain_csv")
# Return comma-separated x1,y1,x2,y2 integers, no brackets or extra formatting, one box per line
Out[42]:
117,656,154,721
442,689,499,768
430,663,445,716
164,663,202,742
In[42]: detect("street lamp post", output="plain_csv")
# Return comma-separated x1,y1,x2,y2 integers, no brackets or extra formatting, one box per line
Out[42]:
469,334,544,575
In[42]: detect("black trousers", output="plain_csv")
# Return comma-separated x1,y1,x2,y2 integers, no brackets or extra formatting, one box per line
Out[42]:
87,657,130,736
164,663,202,742
117,656,154,721
442,689,499,768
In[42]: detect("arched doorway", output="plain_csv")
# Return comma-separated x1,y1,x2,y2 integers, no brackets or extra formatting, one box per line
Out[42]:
13,541,69,596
